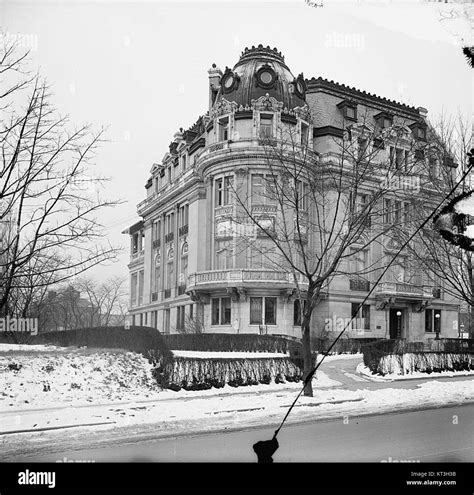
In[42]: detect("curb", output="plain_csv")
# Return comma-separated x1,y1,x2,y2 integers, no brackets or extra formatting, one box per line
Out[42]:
0,420,116,436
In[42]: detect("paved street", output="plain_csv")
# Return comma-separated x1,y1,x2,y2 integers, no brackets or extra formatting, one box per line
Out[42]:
10,403,474,463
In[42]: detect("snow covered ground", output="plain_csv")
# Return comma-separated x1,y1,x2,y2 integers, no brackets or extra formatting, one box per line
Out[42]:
1,347,473,454
0,347,340,411
0,344,62,353
357,362,474,382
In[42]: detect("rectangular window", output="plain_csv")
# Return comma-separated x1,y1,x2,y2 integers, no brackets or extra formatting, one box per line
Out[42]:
346,106,356,120
131,272,138,306
260,114,273,139
351,303,370,330
167,167,172,184
182,154,187,172
252,174,264,203
395,148,404,170
296,180,309,211
211,298,220,325
177,306,185,331
211,298,231,325
355,194,370,226
222,298,231,325
138,270,144,306
293,299,307,326
178,204,189,228
165,212,175,235
301,122,309,146
264,297,277,325
358,138,368,161
250,297,263,325
215,176,233,206
219,118,229,141
425,309,433,333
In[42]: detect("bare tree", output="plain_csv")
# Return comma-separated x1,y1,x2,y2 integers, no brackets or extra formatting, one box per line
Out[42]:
76,276,127,327
227,112,439,396
401,115,474,337
0,37,123,315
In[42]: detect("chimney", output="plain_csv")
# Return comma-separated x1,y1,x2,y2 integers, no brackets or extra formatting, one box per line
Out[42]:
208,63,222,112
417,107,428,120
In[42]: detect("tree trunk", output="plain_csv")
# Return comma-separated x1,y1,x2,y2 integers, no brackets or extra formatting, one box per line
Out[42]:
301,318,313,397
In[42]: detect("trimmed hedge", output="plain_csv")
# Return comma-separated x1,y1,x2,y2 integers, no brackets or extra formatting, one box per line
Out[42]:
148,352,302,391
376,352,473,375
361,339,474,375
31,326,173,361
162,333,295,353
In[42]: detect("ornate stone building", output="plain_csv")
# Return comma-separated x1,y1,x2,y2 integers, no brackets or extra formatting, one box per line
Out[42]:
124,45,460,342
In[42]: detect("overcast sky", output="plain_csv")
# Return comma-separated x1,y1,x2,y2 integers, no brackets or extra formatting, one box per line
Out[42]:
1,0,472,283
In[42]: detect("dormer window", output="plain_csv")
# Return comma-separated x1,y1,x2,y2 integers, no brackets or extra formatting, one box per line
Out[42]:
374,112,393,130
409,122,427,142
219,117,229,141
337,100,357,121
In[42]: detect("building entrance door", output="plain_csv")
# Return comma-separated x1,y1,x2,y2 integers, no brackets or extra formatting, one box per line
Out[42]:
389,308,404,339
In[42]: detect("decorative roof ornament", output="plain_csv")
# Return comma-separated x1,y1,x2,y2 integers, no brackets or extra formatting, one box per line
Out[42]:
210,97,238,118
251,93,284,112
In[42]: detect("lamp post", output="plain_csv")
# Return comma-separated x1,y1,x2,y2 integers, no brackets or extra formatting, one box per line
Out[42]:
435,312,441,341
396,310,402,339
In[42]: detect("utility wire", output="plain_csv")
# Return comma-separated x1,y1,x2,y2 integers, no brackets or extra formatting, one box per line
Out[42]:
273,152,474,439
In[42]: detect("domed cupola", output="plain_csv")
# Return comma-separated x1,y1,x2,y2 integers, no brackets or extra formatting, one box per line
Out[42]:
217,45,306,111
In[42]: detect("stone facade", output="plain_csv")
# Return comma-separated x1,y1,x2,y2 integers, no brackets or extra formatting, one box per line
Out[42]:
123,45,461,344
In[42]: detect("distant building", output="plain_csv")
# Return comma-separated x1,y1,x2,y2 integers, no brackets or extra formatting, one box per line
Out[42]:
124,45,461,343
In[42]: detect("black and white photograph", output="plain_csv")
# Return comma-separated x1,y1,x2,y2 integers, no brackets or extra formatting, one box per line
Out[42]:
0,0,473,489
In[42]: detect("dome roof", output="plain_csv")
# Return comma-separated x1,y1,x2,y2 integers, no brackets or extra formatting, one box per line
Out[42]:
217,45,306,110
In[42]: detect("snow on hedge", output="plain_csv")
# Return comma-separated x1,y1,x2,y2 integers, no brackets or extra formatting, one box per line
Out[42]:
171,350,288,359
376,352,473,376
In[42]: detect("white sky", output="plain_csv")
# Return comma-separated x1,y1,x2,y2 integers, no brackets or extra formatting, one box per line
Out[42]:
1,0,472,283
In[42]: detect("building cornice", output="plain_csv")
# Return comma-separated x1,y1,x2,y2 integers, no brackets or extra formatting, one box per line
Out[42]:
306,77,421,120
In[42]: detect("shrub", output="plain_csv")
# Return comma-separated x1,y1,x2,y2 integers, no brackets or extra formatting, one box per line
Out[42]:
154,355,303,390
32,326,173,362
162,333,293,353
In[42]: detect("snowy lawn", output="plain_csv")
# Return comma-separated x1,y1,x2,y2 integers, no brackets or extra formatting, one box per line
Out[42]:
0,344,62,353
